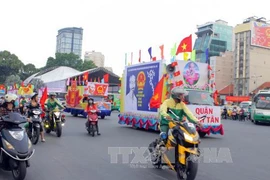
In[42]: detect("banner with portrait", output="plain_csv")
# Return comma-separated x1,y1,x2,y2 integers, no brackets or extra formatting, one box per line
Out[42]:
83,82,109,96
123,61,163,112
174,61,208,90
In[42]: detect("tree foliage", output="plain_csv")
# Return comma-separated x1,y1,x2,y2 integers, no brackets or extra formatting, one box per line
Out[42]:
0,51,97,84
31,78,45,92
5,75,22,86
0,51,24,83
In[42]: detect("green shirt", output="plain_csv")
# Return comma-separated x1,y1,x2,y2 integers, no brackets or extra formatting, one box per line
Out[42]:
45,99,64,111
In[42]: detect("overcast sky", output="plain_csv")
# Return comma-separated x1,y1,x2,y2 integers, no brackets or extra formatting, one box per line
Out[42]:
1,0,269,76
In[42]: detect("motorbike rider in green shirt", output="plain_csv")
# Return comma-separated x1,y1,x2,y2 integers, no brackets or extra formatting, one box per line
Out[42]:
45,92,65,128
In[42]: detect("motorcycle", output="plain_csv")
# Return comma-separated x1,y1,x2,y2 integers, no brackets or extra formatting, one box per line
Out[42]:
0,112,34,180
44,109,65,137
25,108,42,145
232,111,237,120
149,108,206,180
86,110,99,137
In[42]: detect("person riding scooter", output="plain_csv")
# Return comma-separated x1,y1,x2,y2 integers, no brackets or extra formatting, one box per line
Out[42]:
232,106,238,120
85,98,101,135
27,92,46,142
19,96,27,114
0,94,18,117
222,107,228,119
239,107,245,121
45,92,65,129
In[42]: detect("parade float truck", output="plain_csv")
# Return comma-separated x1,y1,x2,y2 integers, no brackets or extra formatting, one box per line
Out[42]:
65,80,111,119
118,60,224,137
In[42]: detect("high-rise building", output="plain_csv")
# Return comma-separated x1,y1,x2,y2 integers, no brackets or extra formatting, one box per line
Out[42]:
84,51,105,67
234,16,270,96
56,27,83,58
194,20,233,63
210,51,234,91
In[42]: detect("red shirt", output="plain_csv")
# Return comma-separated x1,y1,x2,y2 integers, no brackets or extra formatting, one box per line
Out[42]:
85,105,98,114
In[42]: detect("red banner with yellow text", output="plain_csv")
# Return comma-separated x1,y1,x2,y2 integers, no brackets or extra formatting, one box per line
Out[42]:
226,96,250,102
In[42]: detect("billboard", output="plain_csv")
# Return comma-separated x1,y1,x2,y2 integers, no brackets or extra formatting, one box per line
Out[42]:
173,61,209,90
123,61,163,113
251,22,270,49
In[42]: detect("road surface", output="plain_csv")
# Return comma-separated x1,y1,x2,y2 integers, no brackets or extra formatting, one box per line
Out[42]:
1,112,270,180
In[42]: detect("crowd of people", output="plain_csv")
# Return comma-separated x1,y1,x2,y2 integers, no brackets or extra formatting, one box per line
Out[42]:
222,105,251,121
0,92,65,142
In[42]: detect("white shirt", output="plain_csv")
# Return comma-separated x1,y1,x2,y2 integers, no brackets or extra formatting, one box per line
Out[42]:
125,91,137,111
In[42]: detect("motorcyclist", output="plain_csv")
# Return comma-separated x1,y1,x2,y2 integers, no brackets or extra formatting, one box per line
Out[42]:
85,98,101,135
232,106,238,120
45,92,65,128
159,87,203,140
26,92,46,142
248,105,251,119
0,94,18,117
222,106,228,119
19,96,27,114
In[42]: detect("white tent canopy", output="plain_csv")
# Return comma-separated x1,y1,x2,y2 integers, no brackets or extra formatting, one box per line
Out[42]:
24,66,80,84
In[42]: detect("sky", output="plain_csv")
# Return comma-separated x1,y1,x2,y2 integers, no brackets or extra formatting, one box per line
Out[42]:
1,0,270,76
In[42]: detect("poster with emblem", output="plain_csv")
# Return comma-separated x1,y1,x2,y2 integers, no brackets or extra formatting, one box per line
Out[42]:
84,82,109,96
124,61,163,112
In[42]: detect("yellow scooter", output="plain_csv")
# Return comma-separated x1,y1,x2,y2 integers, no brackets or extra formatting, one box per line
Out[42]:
149,108,206,180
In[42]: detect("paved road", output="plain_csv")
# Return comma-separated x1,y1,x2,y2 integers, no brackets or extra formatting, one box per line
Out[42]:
1,112,270,180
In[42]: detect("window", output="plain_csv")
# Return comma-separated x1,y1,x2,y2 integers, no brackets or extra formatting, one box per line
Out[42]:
74,34,81,39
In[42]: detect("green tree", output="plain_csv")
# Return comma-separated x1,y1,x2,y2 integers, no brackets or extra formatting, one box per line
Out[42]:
0,51,24,83
5,75,22,86
45,53,96,71
24,63,37,74
31,78,45,92
78,60,97,71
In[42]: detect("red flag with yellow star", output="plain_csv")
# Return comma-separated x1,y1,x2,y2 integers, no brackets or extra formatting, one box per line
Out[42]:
176,34,192,55
149,75,165,108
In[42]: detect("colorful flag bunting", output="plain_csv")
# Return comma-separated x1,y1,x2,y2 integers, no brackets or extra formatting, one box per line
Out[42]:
138,50,141,63
191,50,196,61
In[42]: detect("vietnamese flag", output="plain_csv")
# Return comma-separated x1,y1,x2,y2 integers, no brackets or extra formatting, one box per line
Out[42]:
149,76,165,108
176,34,192,55
40,87,48,118
103,74,109,83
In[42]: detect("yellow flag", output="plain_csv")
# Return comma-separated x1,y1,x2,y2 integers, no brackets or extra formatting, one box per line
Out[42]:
191,50,196,61
183,52,189,61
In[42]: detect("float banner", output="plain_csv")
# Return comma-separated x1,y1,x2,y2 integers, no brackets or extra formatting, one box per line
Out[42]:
18,85,34,95
251,22,270,49
187,105,221,126
124,61,162,112
175,61,208,90
84,82,108,96
0,84,6,94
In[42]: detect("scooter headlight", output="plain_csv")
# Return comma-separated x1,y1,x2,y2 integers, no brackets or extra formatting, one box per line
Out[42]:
61,123,65,126
183,132,193,142
3,139,14,150
54,112,60,118
9,131,24,141
28,138,32,149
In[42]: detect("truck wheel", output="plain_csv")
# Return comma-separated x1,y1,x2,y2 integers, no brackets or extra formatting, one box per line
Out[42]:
100,115,105,119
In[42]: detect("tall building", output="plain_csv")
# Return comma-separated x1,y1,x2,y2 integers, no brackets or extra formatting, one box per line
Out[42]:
194,20,233,63
56,27,83,58
84,51,105,67
234,16,270,96
210,51,234,91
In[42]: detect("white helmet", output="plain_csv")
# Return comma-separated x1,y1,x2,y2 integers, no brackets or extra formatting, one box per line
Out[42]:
171,87,188,100
5,94,18,103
